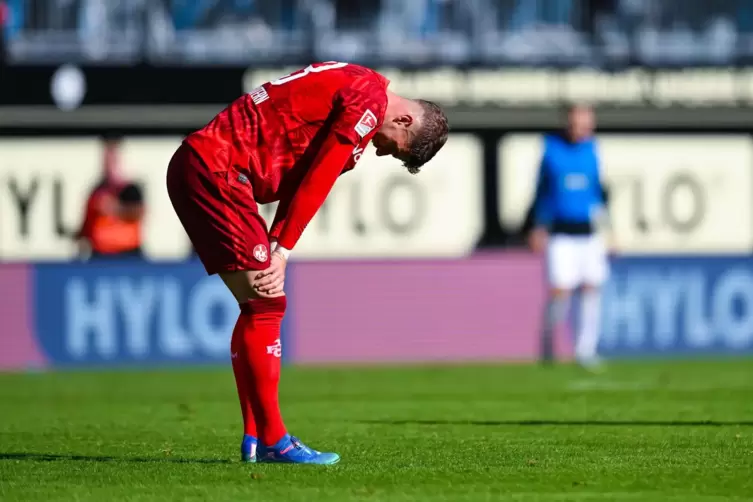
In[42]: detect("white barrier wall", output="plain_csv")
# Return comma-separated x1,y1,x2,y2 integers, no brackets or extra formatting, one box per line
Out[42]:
499,134,753,254
0,134,484,260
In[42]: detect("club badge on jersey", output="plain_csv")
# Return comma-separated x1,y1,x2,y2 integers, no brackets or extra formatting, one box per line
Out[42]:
253,244,268,262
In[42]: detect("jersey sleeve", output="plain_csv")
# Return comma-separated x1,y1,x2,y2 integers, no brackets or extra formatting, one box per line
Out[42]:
268,197,290,242
329,82,387,146
273,84,387,250
275,134,356,250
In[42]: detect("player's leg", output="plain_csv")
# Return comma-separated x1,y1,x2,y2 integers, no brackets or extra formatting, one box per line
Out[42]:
220,271,339,465
220,272,287,453
230,317,258,462
166,144,264,460
574,235,609,368
541,235,578,364
166,144,338,464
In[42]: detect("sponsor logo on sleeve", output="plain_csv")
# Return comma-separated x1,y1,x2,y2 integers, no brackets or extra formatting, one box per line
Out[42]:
352,145,365,163
354,110,378,138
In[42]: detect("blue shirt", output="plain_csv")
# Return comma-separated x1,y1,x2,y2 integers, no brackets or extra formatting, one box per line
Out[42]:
533,133,605,234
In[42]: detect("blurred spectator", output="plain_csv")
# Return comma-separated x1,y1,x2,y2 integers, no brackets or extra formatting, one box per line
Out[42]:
2,0,750,65
334,0,378,30
0,0,7,65
378,0,436,39
579,0,617,59
510,0,573,31
740,0,753,33
76,137,145,260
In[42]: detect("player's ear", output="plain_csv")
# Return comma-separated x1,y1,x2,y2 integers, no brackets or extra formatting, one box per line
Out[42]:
394,114,414,128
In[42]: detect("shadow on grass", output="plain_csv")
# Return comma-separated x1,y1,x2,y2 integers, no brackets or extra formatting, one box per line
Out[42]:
357,419,753,427
0,453,232,464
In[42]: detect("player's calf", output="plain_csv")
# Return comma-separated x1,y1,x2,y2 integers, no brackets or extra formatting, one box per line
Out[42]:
541,288,570,364
222,269,289,454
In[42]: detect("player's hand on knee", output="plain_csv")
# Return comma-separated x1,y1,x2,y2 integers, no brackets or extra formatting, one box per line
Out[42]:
254,251,287,295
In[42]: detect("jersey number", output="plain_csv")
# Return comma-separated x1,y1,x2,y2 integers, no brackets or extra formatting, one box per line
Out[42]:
271,62,348,86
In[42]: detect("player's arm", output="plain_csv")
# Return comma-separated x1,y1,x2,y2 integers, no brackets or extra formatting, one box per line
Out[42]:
529,153,552,253
76,197,96,240
267,198,290,250
256,85,384,296
274,86,383,254
534,158,554,225
254,134,354,295
75,189,108,241
274,134,356,252
594,148,615,250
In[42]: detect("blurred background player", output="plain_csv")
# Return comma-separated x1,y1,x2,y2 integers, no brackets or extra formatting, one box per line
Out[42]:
528,104,610,370
76,137,145,260
166,62,449,465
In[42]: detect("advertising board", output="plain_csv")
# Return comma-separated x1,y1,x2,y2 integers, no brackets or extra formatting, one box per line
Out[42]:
499,134,753,254
0,137,189,260
2,255,753,371
31,261,250,366
0,134,483,260
601,257,753,356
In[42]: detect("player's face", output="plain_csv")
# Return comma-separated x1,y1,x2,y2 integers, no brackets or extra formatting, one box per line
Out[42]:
567,107,595,141
372,117,413,164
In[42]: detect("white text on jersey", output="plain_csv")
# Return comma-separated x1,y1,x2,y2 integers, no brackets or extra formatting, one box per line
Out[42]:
249,86,269,105
352,145,365,163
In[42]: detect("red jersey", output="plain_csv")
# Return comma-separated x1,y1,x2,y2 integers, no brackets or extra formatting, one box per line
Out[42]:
185,62,390,250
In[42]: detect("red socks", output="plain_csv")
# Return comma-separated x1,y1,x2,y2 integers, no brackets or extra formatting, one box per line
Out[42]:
230,316,257,437
230,296,288,446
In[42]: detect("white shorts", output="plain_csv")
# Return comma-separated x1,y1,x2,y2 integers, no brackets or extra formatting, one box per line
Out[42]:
546,234,609,290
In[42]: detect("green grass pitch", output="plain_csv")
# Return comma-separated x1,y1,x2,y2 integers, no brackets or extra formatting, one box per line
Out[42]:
1,360,752,501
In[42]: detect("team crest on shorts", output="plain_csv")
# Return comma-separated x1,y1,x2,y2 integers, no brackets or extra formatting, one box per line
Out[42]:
253,244,268,262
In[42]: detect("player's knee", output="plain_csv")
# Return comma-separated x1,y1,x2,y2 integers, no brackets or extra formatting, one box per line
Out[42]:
220,270,285,303
249,288,286,300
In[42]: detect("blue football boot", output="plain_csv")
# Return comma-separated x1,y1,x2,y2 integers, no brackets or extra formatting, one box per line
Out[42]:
241,434,258,463
257,434,340,465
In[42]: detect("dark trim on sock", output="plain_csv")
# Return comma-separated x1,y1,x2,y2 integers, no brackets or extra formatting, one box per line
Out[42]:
239,296,287,314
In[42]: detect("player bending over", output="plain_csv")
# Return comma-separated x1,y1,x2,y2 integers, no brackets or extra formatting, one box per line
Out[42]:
166,62,449,465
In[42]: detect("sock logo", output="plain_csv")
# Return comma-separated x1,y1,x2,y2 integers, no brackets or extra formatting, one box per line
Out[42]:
266,338,282,358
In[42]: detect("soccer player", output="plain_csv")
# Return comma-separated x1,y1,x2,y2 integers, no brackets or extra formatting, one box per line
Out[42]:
528,104,609,370
166,62,449,464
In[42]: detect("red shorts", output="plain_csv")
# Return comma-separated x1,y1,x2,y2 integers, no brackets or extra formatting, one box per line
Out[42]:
166,142,270,275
